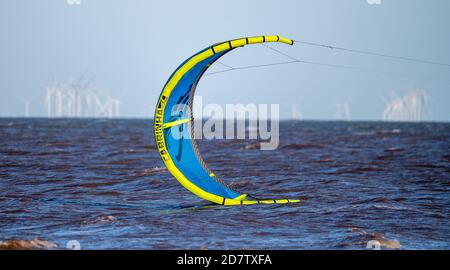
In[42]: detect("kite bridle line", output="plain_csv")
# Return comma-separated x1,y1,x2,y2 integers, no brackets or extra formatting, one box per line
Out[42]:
204,40,450,83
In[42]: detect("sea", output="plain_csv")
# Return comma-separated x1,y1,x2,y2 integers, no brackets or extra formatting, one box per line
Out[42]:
0,118,449,249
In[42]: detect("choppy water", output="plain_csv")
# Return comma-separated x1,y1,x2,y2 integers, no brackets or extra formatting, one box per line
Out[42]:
0,118,449,249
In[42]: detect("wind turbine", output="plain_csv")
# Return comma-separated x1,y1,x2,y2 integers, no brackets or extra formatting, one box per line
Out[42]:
334,102,351,121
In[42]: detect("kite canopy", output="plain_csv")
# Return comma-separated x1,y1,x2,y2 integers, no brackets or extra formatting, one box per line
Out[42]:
154,35,300,205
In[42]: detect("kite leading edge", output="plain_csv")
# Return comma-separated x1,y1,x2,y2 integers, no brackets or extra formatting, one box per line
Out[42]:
154,35,300,206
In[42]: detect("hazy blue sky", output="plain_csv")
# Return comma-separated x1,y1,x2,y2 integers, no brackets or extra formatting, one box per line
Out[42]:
0,0,449,120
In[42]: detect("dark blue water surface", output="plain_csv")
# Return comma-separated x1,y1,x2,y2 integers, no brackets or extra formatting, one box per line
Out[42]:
0,119,449,249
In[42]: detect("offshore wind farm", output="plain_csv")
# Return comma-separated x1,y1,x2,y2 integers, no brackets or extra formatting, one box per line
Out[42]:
21,76,122,118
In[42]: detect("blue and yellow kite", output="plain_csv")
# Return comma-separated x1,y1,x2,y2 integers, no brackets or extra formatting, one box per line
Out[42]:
154,35,300,206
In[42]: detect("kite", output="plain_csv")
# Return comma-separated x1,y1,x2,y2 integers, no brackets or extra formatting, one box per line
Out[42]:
154,35,300,205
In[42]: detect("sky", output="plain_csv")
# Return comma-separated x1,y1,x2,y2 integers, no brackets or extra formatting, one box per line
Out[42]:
0,0,449,121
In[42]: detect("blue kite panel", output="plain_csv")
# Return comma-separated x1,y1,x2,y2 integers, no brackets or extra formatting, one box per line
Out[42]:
162,50,240,199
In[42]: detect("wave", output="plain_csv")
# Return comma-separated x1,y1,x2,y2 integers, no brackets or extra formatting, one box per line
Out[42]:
281,143,325,150
349,228,401,250
81,215,117,226
406,163,446,169
0,239,57,250
327,166,384,175
384,147,403,153
242,143,260,150
142,167,167,174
